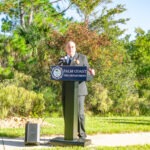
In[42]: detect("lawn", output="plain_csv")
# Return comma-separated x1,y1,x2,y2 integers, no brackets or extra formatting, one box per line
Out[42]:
0,116,150,150
0,116,150,137
30,145,150,150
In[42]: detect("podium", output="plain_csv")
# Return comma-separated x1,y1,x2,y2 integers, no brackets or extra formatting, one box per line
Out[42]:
50,66,91,146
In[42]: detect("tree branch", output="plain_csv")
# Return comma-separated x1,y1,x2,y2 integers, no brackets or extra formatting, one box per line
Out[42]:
29,7,33,25
50,0,62,4
52,2,73,17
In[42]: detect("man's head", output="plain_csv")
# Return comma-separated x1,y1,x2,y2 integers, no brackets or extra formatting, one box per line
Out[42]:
65,41,76,57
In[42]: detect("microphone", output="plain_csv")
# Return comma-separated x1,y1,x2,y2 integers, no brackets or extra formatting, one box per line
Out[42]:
58,56,67,65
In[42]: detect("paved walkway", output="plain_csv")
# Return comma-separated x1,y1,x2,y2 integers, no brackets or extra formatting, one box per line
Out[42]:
0,132,150,150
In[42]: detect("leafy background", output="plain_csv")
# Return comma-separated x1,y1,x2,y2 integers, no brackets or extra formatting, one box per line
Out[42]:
0,0,149,118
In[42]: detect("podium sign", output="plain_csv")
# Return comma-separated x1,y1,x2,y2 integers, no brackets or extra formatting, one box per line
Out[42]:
51,66,87,81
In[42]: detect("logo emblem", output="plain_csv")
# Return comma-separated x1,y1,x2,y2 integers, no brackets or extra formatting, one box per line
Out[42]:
51,66,63,80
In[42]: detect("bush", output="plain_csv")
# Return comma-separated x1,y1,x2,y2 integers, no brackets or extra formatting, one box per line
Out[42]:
139,98,150,115
40,87,62,117
87,83,113,114
0,84,45,118
2,71,35,90
112,95,148,116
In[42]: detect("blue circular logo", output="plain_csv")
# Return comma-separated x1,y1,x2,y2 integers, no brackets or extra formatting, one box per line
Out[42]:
51,66,63,80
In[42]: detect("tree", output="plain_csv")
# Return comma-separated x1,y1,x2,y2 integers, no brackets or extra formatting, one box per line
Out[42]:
90,4,129,38
1,16,12,33
127,28,150,102
0,0,144,116
0,0,66,30
69,0,111,23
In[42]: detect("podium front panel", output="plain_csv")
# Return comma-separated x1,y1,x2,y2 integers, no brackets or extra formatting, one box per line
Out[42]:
51,66,87,81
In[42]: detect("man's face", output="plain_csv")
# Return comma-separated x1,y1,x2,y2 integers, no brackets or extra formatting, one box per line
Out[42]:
65,41,76,57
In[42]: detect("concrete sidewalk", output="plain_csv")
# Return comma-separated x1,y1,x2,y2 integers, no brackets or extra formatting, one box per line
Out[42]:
0,132,150,150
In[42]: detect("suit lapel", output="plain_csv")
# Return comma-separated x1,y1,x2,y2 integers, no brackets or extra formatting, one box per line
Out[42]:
70,52,79,66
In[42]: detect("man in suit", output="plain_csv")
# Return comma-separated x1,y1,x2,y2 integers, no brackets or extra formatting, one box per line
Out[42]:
59,40,95,139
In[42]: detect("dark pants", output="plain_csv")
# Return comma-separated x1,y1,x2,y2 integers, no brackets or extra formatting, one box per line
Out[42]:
78,95,86,138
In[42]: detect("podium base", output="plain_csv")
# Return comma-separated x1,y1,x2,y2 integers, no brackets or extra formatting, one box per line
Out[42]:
50,137,91,147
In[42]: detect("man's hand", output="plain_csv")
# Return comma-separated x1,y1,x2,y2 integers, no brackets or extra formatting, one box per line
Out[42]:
88,68,95,76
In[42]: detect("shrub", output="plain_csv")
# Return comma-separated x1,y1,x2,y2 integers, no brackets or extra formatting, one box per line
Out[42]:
40,87,62,117
87,83,113,114
0,84,45,118
113,95,148,116
1,71,35,90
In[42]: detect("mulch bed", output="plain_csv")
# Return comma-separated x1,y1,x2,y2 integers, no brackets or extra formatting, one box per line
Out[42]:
0,117,50,128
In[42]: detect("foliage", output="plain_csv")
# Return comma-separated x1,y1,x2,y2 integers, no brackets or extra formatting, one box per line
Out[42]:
0,83,45,119
40,87,62,117
63,23,110,57
1,71,35,90
90,4,129,38
114,95,147,116
1,16,13,32
70,0,111,22
88,83,113,114
126,29,150,113
0,35,14,79
0,0,58,28
89,36,138,115
0,0,149,117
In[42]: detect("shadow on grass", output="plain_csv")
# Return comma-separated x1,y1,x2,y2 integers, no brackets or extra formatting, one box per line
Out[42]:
103,118,150,126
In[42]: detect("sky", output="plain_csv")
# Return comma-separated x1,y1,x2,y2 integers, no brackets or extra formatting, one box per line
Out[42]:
64,0,150,40
110,0,150,39
0,0,150,40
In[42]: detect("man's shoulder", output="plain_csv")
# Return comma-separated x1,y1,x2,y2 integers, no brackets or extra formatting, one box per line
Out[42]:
77,53,86,58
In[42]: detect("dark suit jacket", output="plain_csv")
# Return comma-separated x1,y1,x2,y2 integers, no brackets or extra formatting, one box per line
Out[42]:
61,52,92,96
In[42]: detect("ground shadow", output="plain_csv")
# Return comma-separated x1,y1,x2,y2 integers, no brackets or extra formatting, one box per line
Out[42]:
0,137,51,148
103,118,150,126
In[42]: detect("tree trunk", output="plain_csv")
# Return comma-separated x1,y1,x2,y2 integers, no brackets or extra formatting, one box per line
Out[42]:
29,7,33,25
19,2,25,28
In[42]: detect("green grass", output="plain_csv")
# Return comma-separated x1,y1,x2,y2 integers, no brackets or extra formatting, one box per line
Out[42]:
0,116,150,149
0,116,150,137
20,144,150,150
86,116,150,134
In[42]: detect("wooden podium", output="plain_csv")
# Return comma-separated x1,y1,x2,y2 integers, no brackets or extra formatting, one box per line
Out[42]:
50,66,91,146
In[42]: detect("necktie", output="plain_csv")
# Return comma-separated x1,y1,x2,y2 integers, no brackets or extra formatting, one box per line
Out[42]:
68,57,72,65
